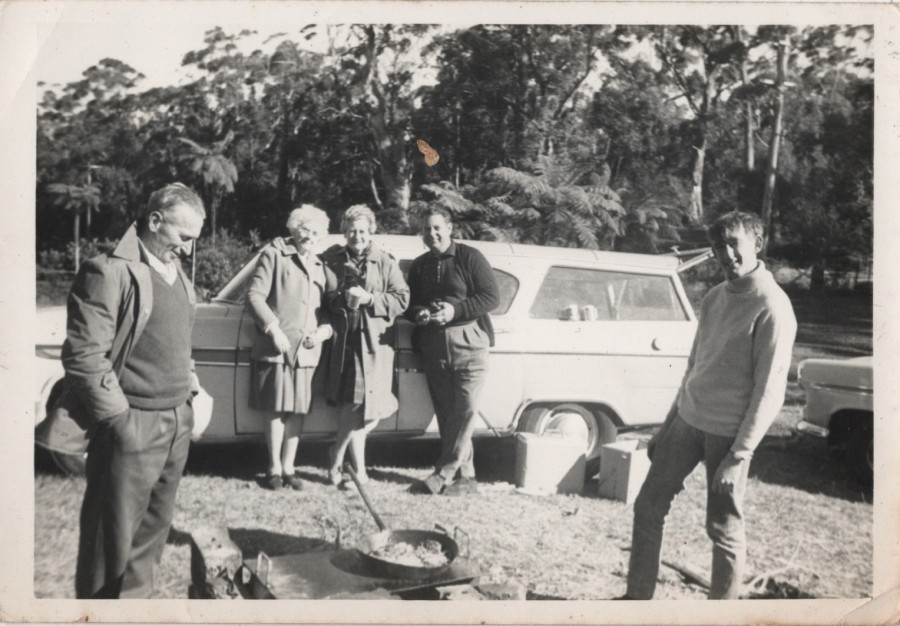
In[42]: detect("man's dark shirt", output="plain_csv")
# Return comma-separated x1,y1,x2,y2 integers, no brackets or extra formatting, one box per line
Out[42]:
405,241,499,345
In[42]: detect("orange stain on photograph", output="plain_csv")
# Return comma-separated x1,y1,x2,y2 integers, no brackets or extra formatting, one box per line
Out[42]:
416,139,440,167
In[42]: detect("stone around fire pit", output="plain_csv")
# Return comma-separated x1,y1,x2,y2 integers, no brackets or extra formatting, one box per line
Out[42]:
436,584,486,600
474,581,528,601
190,526,243,599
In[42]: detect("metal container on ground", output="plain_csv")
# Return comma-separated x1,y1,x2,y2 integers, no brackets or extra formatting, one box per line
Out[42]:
514,432,586,495
596,440,650,504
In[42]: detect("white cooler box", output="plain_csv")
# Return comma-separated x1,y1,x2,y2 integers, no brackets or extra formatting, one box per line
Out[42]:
596,440,651,504
514,432,586,495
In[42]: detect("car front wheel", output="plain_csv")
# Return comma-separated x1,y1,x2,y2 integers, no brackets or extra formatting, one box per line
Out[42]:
518,403,617,477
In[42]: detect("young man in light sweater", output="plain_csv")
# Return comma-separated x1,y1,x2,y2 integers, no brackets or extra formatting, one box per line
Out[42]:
623,210,797,600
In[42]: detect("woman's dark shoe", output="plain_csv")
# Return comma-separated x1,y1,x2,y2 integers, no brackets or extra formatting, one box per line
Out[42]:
418,473,445,495
265,473,283,490
282,472,304,491
443,477,479,496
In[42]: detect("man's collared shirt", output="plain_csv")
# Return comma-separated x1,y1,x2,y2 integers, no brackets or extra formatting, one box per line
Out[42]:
138,239,178,286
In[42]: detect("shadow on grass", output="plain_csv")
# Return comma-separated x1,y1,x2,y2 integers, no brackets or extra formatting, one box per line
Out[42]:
228,528,333,559
167,526,335,559
749,435,871,503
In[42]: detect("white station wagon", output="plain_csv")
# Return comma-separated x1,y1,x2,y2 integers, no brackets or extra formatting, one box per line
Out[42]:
35,234,705,474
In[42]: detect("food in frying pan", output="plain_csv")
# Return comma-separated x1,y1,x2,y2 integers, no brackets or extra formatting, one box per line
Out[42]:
370,539,448,568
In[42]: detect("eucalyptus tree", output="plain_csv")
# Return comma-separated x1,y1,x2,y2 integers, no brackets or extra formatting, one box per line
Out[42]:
587,55,689,227
635,26,749,225
313,24,442,226
418,25,626,182
773,26,873,289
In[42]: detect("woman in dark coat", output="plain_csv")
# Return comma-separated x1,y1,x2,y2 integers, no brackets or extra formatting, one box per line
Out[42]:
246,205,333,490
322,205,409,486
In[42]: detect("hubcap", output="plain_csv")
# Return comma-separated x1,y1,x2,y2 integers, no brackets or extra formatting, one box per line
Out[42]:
542,408,598,458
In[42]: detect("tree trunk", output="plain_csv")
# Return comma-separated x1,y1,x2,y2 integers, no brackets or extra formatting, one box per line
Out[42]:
380,164,411,214
209,192,218,244
275,105,292,214
762,38,789,246
688,133,707,225
735,27,755,171
369,170,384,211
73,212,81,273
362,25,411,217
744,102,755,171
454,111,462,188
811,260,826,291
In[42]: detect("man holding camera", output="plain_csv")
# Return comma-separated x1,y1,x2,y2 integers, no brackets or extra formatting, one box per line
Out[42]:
406,208,499,496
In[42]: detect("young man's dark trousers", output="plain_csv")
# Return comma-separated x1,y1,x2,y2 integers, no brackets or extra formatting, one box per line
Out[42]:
417,321,490,482
75,400,193,599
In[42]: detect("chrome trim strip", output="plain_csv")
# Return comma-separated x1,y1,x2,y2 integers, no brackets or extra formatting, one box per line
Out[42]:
808,382,873,395
797,420,830,438
192,347,241,352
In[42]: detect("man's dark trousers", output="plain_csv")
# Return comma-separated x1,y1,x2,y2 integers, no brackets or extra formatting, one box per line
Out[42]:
75,400,193,599
417,321,490,481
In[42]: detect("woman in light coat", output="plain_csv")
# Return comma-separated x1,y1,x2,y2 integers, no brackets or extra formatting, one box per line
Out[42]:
246,205,333,490
321,205,409,487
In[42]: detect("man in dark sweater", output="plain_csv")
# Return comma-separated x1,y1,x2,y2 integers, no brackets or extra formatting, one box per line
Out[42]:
405,208,499,495
64,183,205,598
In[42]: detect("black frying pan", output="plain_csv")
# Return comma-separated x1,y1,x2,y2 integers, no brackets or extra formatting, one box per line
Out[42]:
343,464,461,580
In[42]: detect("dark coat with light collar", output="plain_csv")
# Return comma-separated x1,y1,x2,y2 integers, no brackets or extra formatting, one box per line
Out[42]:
37,223,198,453
320,244,410,421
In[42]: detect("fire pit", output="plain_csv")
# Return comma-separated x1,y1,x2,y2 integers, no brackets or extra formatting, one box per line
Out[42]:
235,548,479,599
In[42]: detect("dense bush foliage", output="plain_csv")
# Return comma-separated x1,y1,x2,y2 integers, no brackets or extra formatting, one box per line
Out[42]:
192,230,258,300
37,239,116,272
37,25,872,291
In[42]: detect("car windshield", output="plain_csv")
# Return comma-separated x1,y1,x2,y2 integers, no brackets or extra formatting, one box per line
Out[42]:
529,266,688,321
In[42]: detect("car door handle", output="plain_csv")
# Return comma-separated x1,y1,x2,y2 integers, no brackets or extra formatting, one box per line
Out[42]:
651,337,663,351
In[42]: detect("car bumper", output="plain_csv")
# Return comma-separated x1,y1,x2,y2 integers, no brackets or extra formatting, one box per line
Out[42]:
796,419,829,438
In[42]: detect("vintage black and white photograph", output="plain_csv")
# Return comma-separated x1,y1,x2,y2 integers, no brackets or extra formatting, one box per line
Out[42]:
3,1,898,623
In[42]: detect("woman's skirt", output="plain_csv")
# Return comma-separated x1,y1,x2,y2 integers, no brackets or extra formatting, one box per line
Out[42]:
250,360,315,414
338,333,368,409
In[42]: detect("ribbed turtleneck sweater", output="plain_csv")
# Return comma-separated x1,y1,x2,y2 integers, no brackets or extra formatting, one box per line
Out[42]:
676,261,797,458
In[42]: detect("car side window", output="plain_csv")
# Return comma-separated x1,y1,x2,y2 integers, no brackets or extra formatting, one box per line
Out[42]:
529,266,688,321
398,260,517,316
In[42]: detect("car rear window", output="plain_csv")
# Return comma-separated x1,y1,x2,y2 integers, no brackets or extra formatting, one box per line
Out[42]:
529,266,688,321
398,260,517,316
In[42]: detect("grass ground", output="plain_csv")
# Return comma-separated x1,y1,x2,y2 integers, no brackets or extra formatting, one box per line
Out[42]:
33,287,873,600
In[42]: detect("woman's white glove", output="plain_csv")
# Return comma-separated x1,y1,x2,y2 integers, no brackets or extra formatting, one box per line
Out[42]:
267,325,291,354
